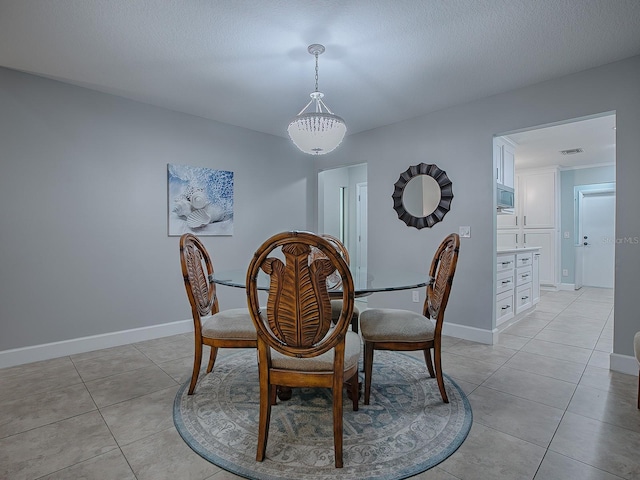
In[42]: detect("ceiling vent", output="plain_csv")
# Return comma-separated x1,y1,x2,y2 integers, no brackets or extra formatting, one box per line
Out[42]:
560,148,584,155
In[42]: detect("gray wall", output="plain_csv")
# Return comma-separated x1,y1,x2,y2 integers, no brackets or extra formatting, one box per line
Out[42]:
0,67,314,352
3,56,640,363
560,165,616,284
317,55,640,358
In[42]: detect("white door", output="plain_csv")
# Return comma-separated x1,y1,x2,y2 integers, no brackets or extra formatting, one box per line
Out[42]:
580,191,615,288
356,183,368,289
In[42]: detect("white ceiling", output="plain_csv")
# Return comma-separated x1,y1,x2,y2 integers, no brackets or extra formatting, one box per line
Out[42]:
1,0,639,147
505,114,617,170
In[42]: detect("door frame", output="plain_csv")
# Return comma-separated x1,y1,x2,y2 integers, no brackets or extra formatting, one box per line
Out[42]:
574,183,616,289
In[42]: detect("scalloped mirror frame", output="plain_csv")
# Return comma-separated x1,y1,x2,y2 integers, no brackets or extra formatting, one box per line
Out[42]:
392,163,454,229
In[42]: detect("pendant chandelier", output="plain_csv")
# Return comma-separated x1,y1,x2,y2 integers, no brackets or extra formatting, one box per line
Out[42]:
287,44,346,155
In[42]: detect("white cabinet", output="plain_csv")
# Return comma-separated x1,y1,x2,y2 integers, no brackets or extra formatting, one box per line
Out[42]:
496,248,540,327
532,251,540,304
515,252,533,314
496,253,515,326
497,231,518,250
494,137,515,189
496,167,559,287
520,171,556,228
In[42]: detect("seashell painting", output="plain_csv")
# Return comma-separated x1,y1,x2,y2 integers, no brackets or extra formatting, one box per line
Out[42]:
186,209,211,228
190,191,209,209
168,164,234,236
172,198,192,217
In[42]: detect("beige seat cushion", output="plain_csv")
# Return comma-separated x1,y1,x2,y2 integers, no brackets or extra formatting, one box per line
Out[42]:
271,330,361,372
202,308,257,341
635,332,640,365
330,300,360,319
360,308,435,342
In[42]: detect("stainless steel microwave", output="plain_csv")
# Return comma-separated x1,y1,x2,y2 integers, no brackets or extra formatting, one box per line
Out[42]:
497,184,515,209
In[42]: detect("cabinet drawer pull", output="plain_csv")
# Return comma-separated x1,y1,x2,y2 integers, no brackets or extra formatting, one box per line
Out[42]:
521,295,529,300
501,305,511,310
501,261,512,266
501,280,511,285
521,274,529,279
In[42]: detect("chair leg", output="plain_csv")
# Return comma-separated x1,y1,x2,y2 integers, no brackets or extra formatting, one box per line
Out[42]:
188,341,203,395
333,375,344,468
256,379,272,462
637,372,639,409
364,341,374,405
206,346,218,374
433,342,449,404
424,348,435,378
351,313,359,333
349,371,359,411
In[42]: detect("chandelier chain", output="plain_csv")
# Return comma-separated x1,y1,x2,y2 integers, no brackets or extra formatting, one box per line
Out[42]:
314,52,319,92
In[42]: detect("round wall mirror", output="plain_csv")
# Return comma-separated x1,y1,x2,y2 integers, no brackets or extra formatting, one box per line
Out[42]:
392,163,454,229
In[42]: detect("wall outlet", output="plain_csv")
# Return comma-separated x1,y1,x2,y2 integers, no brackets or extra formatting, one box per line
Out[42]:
459,226,471,238
563,231,570,239
562,269,569,277
412,290,420,302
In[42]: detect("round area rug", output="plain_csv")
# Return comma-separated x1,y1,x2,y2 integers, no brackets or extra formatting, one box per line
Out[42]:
173,349,472,480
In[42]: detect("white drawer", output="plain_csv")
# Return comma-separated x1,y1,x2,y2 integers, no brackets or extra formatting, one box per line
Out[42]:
497,254,515,273
516,265,532,286
515,284,533,314
516,252,533,268
496,269,515,295
496,290,514,326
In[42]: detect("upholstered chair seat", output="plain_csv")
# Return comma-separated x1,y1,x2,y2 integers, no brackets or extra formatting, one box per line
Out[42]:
360,309,434,342
201,309,258,340
271,331,361,372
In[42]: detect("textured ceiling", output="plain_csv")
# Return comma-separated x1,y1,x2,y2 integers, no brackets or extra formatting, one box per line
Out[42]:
506,114,617,170
1,0,639,143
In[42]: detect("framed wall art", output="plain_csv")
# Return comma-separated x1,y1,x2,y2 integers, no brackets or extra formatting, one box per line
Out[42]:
168,164,234,236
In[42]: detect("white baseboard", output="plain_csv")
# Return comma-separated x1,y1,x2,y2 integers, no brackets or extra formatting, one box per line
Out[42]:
0,320,193,369
558,283,576,291
442,322,494,345
610,353,639,376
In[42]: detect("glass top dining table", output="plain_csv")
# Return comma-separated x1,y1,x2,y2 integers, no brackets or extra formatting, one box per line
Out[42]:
212,268,431,296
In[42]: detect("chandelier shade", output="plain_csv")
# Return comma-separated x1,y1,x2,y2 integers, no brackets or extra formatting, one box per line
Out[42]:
288,112,346,155
288,44,346,155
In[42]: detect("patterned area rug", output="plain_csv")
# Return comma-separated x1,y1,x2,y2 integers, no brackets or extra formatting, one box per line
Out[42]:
173,349,472,480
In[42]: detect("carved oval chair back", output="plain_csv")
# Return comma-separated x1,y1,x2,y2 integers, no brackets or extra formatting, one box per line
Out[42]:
246,231,360,468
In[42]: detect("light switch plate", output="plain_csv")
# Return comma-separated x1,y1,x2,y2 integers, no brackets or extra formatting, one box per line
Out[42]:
459,226,471,238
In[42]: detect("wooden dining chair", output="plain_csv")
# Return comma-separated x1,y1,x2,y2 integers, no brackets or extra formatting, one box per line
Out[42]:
179,233,257,395
309,234,361,333
359,233,460,405
246,231,360,468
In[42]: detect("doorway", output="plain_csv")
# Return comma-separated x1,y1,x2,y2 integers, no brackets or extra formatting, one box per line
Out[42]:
576,187,616,288
318,164,368,278
355,182,368,288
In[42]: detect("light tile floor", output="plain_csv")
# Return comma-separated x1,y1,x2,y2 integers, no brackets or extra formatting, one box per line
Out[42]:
1,287,639,479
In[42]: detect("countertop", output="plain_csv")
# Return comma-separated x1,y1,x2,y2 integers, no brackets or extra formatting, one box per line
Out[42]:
497,246,541,254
